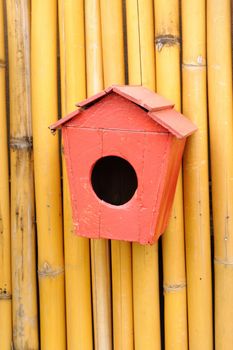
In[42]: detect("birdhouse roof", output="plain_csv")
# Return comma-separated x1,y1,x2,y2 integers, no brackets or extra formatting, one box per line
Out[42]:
50,85,197,138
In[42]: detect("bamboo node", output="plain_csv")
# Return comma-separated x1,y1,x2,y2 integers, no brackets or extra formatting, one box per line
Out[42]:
0,291,12,300
155,35,180,51
214,258,233,266
0,59,6,68
10,136,33,150
182,62,206,69
38,262,64,278
163,282,186,292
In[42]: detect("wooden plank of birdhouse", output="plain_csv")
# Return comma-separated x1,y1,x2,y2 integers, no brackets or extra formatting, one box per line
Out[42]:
111,85,174,111
49,108,81,131
149,109,198,138
76,85,174,112
77,90,107,107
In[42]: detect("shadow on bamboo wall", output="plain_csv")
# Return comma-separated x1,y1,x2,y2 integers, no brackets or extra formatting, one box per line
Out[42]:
0,0,233,350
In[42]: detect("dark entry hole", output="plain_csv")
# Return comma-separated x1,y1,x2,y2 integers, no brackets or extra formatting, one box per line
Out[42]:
91,156,138,206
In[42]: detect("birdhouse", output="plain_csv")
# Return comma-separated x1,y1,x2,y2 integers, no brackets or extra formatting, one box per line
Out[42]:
50,85,197,244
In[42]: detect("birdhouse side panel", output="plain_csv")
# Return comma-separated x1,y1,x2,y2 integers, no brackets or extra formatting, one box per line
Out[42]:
137,133,173,243
153,137,186,240
65,93,168,133
160,138,186,233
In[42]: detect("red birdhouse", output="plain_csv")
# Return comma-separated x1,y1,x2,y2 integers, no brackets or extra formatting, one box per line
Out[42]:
50,85,197,244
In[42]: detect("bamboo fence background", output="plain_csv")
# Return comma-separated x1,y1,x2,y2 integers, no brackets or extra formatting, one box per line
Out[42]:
0,0,232,349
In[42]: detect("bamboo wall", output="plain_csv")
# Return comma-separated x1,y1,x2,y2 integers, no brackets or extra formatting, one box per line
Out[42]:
0,1,232,349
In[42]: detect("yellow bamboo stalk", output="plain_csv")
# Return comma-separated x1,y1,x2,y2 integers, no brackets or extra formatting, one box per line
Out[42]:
0,1,12,348
207,1,233,349
182,1,213,349
31,1,66,349
126,0,156,88
126,2,160,349
85,0,103,97
100,1,134,349
58,2,93,349
154,1,188,348
6,1,38,348
85,2,112,349
100,0,125,86
59,0,86,109
91,239,112,349
133,244,161,349
111,241,133,350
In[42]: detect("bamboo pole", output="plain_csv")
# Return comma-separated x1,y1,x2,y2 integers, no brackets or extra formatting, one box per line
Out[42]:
111,241,133,350
182,1,213,349
126,2,161,349
154,1,188,348
207,1,233,349
58,2,93,349
0,1,12,349
85,1,112,349
126,0,156,88
31,1,66,349
85,0,103,97
133,243,161,349
6,1,38,349
100,0,125,86
91,240,112,349
100,1,134,349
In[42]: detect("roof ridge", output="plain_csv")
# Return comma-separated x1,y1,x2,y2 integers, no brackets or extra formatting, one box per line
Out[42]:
49,85,197,139
76,84,174,112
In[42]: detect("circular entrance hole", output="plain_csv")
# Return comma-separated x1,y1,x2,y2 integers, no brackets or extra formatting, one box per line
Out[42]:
91,156,138,206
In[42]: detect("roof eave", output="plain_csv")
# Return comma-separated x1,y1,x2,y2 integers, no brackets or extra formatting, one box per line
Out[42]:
148,111,198,139
49,109,81,133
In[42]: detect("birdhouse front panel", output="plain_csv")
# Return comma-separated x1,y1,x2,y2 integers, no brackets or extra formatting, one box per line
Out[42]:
50,85,197,244
62,112,174,243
